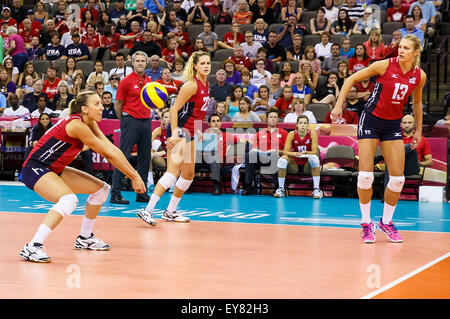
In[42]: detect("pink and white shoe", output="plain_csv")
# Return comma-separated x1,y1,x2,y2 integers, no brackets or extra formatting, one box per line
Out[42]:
360,221,376,243
377,219,403,243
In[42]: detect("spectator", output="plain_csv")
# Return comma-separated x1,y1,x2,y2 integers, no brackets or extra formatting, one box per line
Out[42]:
310,7,332,35
251,85,274,121
43,32,65,61
80,0,99,23
311,71,339,108
128,29,162,61
94,81,105,98
411,5,427,33
364,29,387,61
336,59,350,89
16,61,39,91
211,69,232,102
382,29,402,59
352,6,381,35
249,47,275,73
251,0,275,25
34,2,49,25
284,98,316,124
223,59,241,85
280,62,297,87
87,61,109,88
252,18,269,46
408,0,437,30
322,43,347,75
55,11,75,36
18,18,39,49
242,30,262,60
60,25,78,48
274,85,294,119
62,32,90,61
225,85,244,118
3,57,19,84
264,31,286,63
324,0,339,23
96,11,113,35
186,0,211,26
233,0,253,25
128,0,150,29
79,9,95,35
324,98,358,124
339,37,355,59
22,78,50,113
188,37,209,56
6,26,28,73
161,37,182,70
144,54,163,81
160,9,177,37
348,43,370,74
40,19,56,47
267,0,287,18
104,74,120,101
27,113,52,154
240,68,259,100
230,44,251,72
173,0,188,21
224,0,239,15
26,36,44,61
331,8,354,37
155,68,182,95
0,67,17,99
299,60,319,91
292,71,312,105
0,7,18,27
52,1,68,25
2,93,29,118
354,77,375,102
124,21,143,49
233,97,261,122
302,45,322,74
268,73,282,100
281,0,302,22
242,108,288,195
277,15,303,49
43,66,61,102
147,20,164,49
345,85,365,117
30,95,53,118
342,0,365,22
61,57,81,89
250,57,271,88
197,21,219,54
51,80,73,114
218,21,244,50
15,74,35,100
110,0,130,19
286,34,304,61
72,71,88,96
171,57,186,82
215,101,233,121
116,14,131,36
400,15,425,47
172,20,190,56
387,0,408,22
215,4,233,24
101,91,117,119
144,0,165,14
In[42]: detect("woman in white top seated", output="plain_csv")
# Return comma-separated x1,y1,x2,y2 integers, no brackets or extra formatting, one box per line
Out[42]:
232,97,262,122
284,98,317,124
250,58,271,88
314,31,333,61
252,84,276,122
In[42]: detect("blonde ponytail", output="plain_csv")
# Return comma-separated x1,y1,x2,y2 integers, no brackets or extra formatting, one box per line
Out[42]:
69,91,96,115
183,51,210,82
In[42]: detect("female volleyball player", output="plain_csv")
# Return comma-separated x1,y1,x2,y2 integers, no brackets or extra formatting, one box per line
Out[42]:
19,92,146,263
138,51,211,225
331,35,426,243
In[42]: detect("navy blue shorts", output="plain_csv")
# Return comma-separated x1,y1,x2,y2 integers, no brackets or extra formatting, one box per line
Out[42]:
21,161,55,190
357,111,402,142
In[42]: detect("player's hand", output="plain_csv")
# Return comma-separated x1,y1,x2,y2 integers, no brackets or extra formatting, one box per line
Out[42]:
166,136,182,151
131,176,146,194
410,131,422,150
196,129,204,142
330,105,342,123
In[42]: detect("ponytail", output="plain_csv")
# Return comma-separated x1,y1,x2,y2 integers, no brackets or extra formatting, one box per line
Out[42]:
183,51,210,82
69,91,96,115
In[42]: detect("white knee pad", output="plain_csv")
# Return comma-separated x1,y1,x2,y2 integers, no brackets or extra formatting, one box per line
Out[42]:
357,171,374,190
158,172,177,189
307,154,320,168
175,176,193,192
277,157,288,169
52,194,78,217
87,182,110,205
387,175,405,193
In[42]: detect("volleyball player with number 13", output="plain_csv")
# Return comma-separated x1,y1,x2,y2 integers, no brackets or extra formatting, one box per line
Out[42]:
331,35,426,243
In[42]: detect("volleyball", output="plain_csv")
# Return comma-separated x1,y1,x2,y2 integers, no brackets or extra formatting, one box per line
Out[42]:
140,82,168,109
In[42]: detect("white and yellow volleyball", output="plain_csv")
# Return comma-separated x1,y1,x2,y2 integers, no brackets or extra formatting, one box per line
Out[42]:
140,82,168,110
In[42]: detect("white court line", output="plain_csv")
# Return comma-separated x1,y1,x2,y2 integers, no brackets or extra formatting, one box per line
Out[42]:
361,252,450,299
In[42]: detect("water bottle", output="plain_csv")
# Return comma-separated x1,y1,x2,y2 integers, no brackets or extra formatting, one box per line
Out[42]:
14,170,19,182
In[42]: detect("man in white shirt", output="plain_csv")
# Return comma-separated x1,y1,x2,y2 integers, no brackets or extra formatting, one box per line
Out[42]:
241,30,262,61
108,53,133,80
2,94,30,118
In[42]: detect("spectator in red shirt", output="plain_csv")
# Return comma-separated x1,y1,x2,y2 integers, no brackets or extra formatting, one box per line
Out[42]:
242,108,289,195
387,0,409,22
0,7,18,28
124,21,143,49
218,21,244,49
18,10,42,34
80,1,99,23
382,29,402,59
172,20,190,55
323,99,358,124
348,44,371,75
273,85,294,119
354,78,375,102
230,44,251,72
19,19,39,49
155,68,182,95
81,22,101,53
161,37,182,70
43,66,61,102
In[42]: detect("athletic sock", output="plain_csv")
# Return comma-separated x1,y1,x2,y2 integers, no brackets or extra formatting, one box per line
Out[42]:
80,216,96,238
278,177,285,190
30,224,52,245
167,195,181,213
360,201,372,224
382,202,396,225
313,176,320,189
145,193,160,212
147,171,154,185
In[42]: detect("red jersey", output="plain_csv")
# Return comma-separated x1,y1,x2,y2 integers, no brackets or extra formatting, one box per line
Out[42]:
80,8,99,23
155,78,182,95
161,47,182,64
231,55,251,70
124,32,143,48
367,57,421,120
116,71,152,119
252,127,288,152
348,57,370,73
178,76,210,136
81,32,101,49
101,33,121,52
223,32,244,47
387,6,408,22
324,109,359,124
291,130,312,166
23,114,85,174
175,31,191,53
403,134,431,162
217,132,239,163
43,78,61,100
274,96,294,119
19,29,39,44
0,18,17,27
18,20,42,33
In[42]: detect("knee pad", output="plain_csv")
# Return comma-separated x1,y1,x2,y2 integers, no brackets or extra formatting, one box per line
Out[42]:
307,154,320,168
387,175,405,193
158,172,177,189
277,157,288,169
175,176,193,192
87,182,110,205
357,171,374,190
52,194,78,217
152,139,162,151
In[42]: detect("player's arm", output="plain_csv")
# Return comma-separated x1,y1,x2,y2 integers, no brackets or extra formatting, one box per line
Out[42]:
331,59,389,122
114,99,124,120
66,120,144,192
306,129,319,155
282,131,298,157
410,69,427,149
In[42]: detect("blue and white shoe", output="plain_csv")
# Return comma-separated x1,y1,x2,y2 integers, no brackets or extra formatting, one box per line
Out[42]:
19,243,51,263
